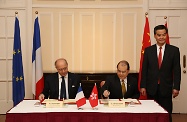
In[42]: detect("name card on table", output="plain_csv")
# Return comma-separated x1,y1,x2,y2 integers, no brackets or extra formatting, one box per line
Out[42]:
108,101,126,108
46,101,64,108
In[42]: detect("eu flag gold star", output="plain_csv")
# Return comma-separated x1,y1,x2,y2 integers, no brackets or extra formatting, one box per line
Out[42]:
13,50,16,55
20,76,23,81
17,49,21,53
16,77,19,82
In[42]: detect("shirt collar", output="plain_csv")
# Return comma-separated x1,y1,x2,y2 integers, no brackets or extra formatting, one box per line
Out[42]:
58,73,68,79
121,77,127,82
156,43,166,51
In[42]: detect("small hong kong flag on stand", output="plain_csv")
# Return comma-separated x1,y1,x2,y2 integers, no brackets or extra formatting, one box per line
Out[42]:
89,83,98,108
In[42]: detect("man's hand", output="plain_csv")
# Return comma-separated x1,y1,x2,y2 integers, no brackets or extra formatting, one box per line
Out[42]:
140,88,147,96
38,94,45,101
173,89,179,98
103,90,110,98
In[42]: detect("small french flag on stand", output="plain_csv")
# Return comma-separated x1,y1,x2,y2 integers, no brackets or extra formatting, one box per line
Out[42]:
75,83,86,108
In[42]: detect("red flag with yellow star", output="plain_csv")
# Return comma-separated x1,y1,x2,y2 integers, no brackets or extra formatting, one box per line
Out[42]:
138,14,151,100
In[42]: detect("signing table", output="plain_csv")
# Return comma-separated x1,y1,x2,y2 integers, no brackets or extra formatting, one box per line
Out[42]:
6,100,169,122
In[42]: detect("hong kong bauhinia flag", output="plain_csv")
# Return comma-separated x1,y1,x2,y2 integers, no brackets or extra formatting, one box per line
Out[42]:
89,84,98,108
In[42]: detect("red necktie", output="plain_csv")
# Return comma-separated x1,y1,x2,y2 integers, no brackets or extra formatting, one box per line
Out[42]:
158,46,162,68
158,47,162,84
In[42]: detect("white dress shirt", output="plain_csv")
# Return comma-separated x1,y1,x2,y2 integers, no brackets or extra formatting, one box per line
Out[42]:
58,73,69,99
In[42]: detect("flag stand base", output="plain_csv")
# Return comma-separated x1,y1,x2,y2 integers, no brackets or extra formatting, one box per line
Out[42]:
92,107,98,110
78,108,83,110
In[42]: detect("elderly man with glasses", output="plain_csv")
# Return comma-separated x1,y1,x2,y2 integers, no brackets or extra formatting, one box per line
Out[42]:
101,60,140,99
39,58,80,101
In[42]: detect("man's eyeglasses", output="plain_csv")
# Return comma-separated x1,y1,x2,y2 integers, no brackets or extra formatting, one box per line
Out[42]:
57,67,67,71
117,69,126,74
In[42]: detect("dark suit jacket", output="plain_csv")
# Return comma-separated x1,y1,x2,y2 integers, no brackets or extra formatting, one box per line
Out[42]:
42,72,80,99
140,44,181,97
101,74,140,99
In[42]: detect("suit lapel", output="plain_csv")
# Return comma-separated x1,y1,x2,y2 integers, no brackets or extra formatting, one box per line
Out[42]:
68,72,72,95
161,44,169,69
127,77,130,92
152,44,160,70
115,75,122,92
54,73,59,95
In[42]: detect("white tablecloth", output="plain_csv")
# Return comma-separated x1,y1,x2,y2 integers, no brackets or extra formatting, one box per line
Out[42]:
8,100,167,114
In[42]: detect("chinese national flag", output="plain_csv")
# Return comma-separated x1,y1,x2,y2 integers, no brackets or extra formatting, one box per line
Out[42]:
89,84,98,108
138,15,151,100
165,18,170,44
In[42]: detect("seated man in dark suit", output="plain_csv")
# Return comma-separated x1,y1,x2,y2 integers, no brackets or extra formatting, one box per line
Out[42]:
101,60,140,99
39,58,80,101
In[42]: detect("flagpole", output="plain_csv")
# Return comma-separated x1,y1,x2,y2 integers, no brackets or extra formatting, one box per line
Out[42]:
164,16,167,25
33,11,38,100
13,12,25,106
35,11,38,17
32,11,44,100
164,16,170,44
138,12,151,100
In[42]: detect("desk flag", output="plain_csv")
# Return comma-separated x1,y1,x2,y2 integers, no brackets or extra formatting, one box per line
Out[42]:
12,17,25,106
32,17,44,99
75,84,86,108
138,14,151,100
89,84,98,108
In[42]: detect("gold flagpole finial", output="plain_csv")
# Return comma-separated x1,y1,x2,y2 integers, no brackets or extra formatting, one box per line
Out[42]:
15,11,18,17
145,12,148,17
164,16,167,19
35,11,38,14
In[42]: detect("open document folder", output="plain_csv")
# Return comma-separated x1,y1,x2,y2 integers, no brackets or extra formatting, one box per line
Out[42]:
99,99,141,104
41,99,76,104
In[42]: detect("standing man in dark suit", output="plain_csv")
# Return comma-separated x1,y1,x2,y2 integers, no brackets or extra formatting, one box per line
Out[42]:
39,58,80,100
140,25,181,122
101,60,140,99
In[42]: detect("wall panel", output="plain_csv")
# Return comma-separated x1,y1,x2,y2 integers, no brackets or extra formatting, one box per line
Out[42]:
0,17,6,37
60,13,74,70
100,12,116,72
80,13,95,72
33,8,143,73
39,13,53,71
0,39,6,58
122,13,136,70
0,61,6,80
0,82,6,100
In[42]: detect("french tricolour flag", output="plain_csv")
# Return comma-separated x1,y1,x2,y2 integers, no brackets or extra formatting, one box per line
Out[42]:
32,16,44,99
75,84,86,108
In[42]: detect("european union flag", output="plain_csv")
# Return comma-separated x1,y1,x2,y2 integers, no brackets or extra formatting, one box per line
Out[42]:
12,17,25,106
